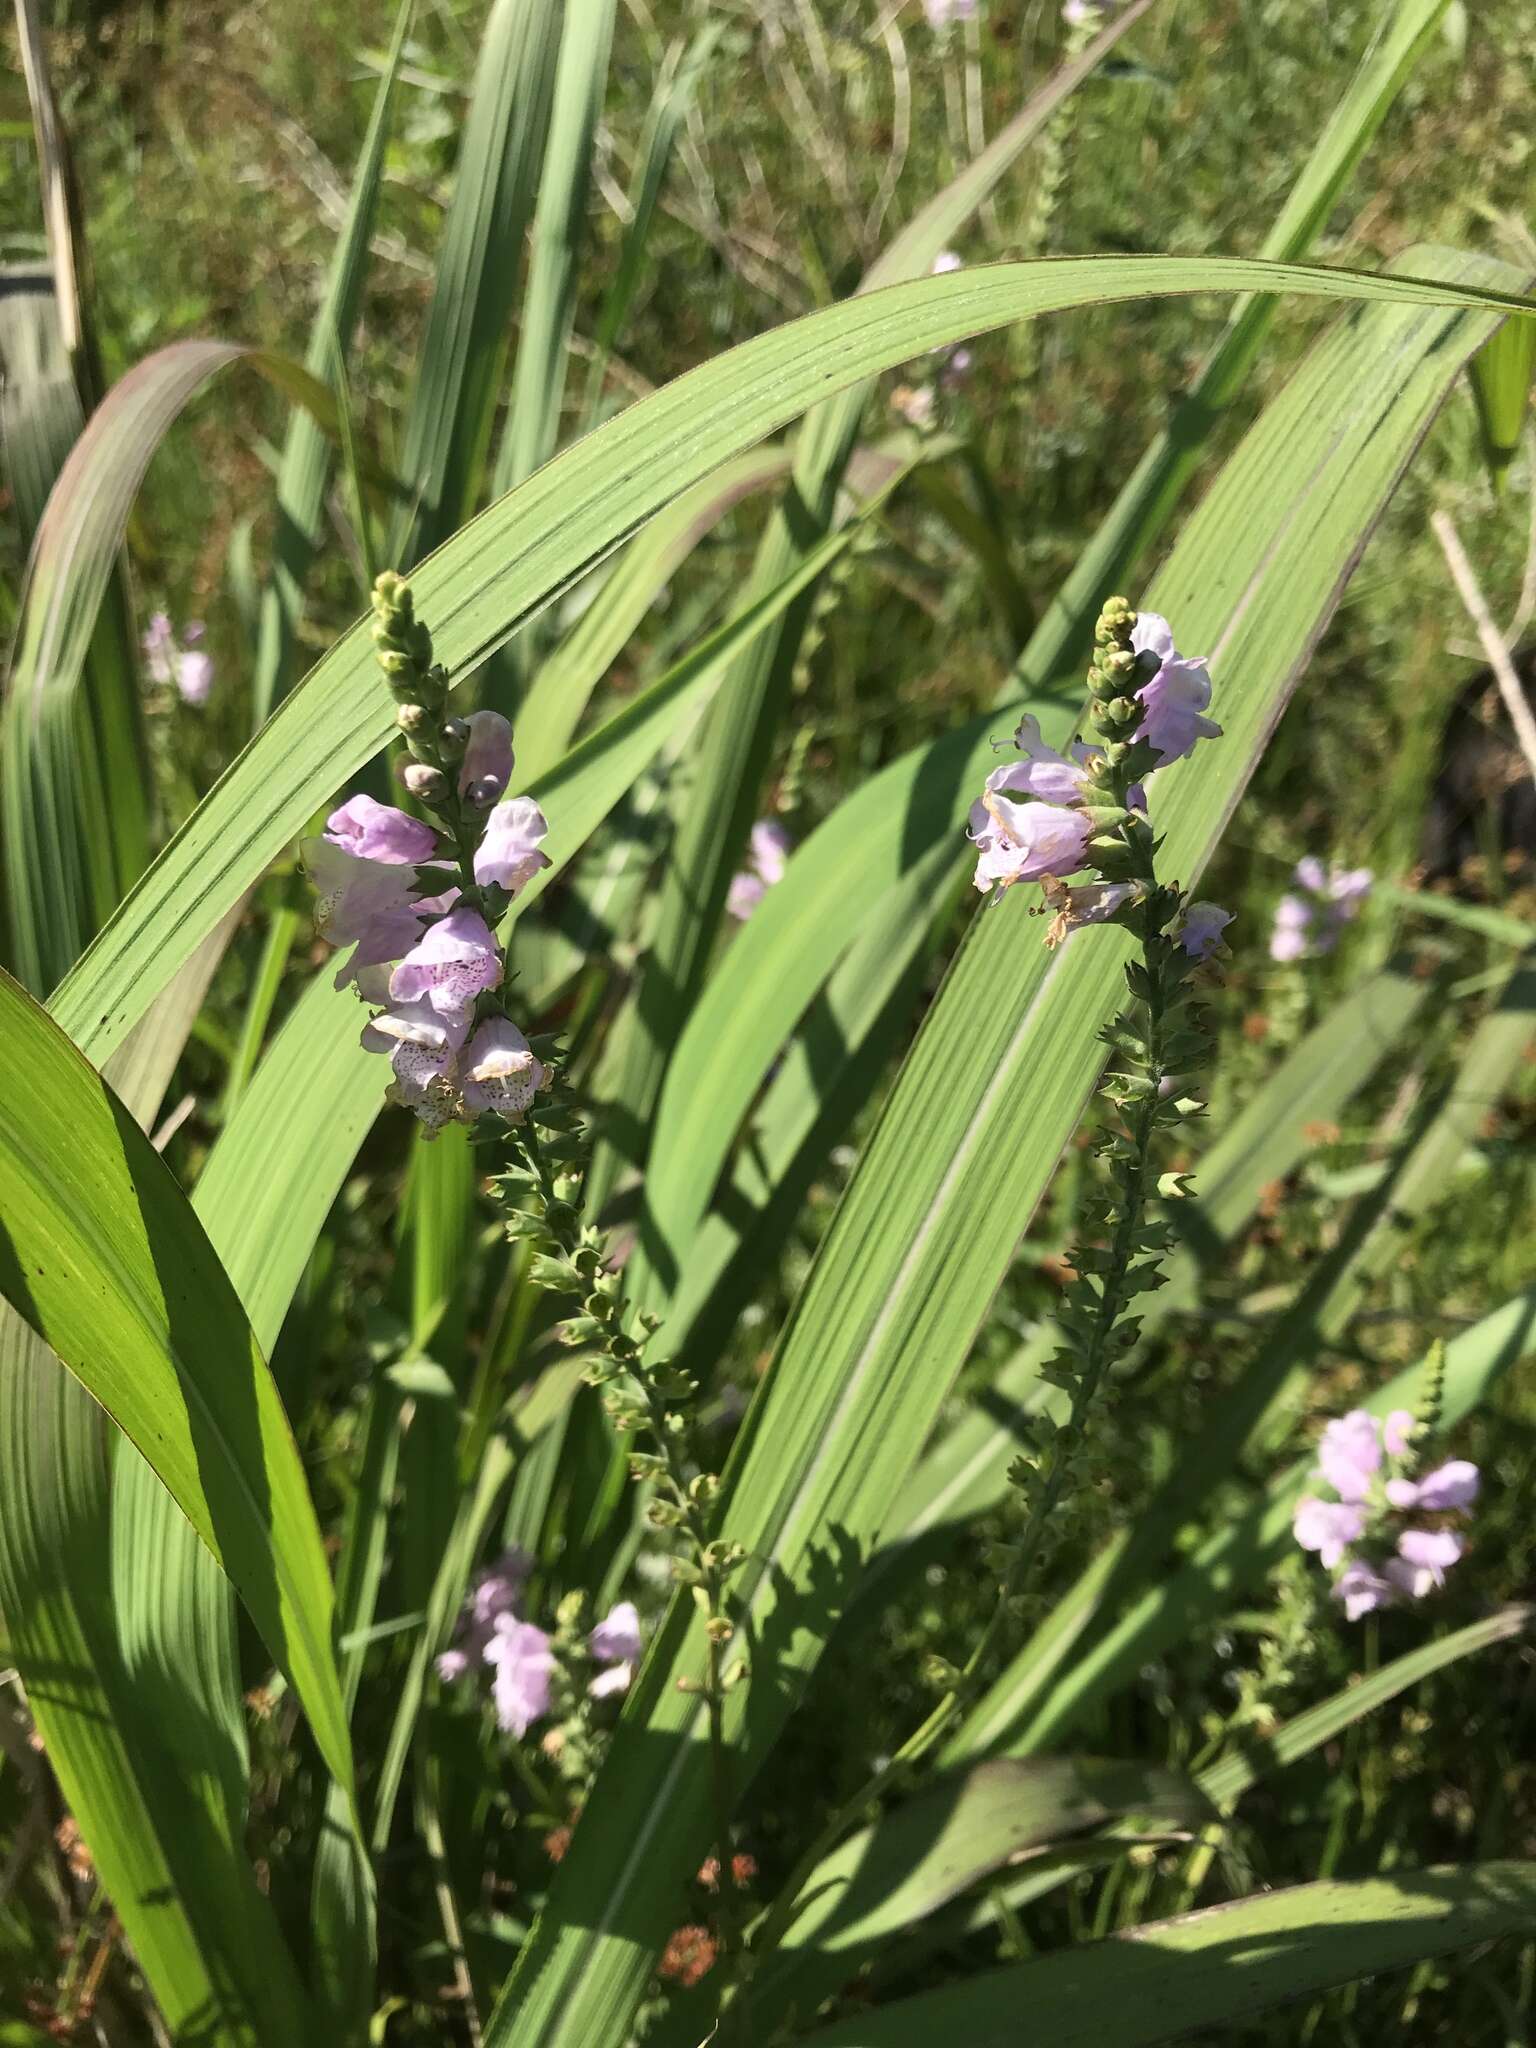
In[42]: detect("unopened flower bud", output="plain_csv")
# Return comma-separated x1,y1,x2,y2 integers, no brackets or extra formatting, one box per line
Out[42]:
439,718,471,759
399,761,448,802
396,703,429,733
378,649,413,680
465,775,504,807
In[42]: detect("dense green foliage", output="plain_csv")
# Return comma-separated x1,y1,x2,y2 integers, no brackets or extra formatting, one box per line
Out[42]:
2,0,1536,2043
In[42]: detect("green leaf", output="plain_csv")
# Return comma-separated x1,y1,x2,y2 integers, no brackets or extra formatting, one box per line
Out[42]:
485,250,1526,2048
251,0,411,723
1,336,340,994
748,1759,1214,2039
798,1865,1536,2047
585,0,1158,1213
47,254,1536,1071
0,966,353,1797
960,957,1536,1761
1469,313,1535,495
390,0,560,562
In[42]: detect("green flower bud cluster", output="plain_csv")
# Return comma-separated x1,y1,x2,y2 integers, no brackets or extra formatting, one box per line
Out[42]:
370,572,491,872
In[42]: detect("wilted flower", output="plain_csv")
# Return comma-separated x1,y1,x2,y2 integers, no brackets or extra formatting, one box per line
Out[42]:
1293,1405,1479,1621
390,907,503,1027
485,1616,556,1737
1270,858,1374,962
475,797,552,895
1177,902,1232,960
728,820,793,921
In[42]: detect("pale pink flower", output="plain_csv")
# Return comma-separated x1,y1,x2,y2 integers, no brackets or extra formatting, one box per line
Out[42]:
459,710,514,803
361,999,467,1129
922,0,975,26
142,612,176,685
969,789,1093,898
484,1616,555,1737
325,795,439,866
306,839,426,971
931,250,963,275
1317,1409,1382,1503
1386,1526,1464,1599
460,1017,545,1122
1383,1409,1416,1459
589,1600,643,1665
728,820,794,921
474,797,552,895
1385,1460,1480,1514
1292,1496,1367,1570
390,907,502,1027
1334,1559,1397,1620
177,650,214,705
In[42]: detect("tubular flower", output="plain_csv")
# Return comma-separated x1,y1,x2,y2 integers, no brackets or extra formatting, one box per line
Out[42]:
389,907,503,1028
588,1599,644,1700
1292,1405,1479,1621
460,1018,546,1122
969,787,1094,898
1129,612,1221,766
474,797,552,895
325,794,439,866
728,819,794,921
485,1617,556,1738
1270,858,1374,962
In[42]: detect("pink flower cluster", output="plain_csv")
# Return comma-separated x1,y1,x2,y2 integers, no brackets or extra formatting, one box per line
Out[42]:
436,1552,644,1737
1293,1407,1479,1620
304,710,553,1129
1270,858,1373,963
968,610,1221,908
143,612,214,705
727,820,793,921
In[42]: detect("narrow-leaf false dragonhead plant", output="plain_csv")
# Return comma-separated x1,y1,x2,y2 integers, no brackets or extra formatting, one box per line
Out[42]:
969,595,1230,1599
308,569,751,1930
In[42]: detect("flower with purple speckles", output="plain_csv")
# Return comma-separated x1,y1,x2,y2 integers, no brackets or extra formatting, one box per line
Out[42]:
460,1017,546,1123
390,907,503,1028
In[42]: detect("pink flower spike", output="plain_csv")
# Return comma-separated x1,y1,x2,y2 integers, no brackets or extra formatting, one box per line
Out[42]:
1335,1560,1398,1620
590,1600,643,1666
1178,902,1232,960
390,907,502,1027
749,820,792,887
460,1017,546,1123
1317,1410,1381,1503
1383,1409,1415,1459
1292,1496,1366,1570
474,797,552,896
326,794,439,866
1269,896,1313,962
484,1617,555,1738
969,790,1094,897
143,611,176,683
458,710,514,801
